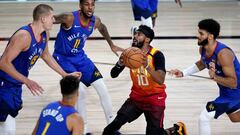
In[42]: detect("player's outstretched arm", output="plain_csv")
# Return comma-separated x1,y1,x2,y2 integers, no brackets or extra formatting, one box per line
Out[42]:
41,32,81,79
54,12,74,29
95,16,124,56
169,59,205,77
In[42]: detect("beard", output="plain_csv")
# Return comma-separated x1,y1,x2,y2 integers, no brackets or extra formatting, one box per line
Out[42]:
198,38,208,46
132,39,144,49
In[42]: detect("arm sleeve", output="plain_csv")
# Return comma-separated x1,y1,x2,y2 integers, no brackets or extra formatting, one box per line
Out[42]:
110,62,125,78
153,51,166,72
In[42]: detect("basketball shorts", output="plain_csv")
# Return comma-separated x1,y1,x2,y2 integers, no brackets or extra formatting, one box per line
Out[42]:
117,98,165,129
0,79,22,122
206,100,240,119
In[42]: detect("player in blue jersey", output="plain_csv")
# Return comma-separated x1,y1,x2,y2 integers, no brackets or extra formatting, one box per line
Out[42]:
32,75,83,135
169,19,240,135
53,0,124,134
0,4,80,135
131,0,182,28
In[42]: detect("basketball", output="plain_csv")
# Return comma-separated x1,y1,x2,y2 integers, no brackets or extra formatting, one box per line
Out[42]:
122,47,144,69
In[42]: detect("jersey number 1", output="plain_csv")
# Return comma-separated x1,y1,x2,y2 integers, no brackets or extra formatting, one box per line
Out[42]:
42,122,50,135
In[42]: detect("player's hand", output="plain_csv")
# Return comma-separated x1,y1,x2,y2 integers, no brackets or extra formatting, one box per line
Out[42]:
24,79,44,96
68,72,82,80
175,0,182,8
168,69,184,77
111,44,124,57
118,52,124,66
208,62,216,79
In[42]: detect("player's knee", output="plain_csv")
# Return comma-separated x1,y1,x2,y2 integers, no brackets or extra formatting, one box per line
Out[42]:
228,113,240,123
229,118,238,123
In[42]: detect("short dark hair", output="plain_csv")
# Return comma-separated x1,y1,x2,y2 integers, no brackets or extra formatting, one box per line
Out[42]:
198,19,220,39
80,0,95,4
137,25,155,43
60,75,80,96
33,4,53,21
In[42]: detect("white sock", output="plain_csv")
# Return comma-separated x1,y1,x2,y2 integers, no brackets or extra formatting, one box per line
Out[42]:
141,16,153,29
199,109,215,135
91,79,114,124
76,82,89,134
0,115,16,135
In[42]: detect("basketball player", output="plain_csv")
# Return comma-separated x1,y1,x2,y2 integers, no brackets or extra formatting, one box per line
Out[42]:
0,4,80,135
131,0,182,28
32,75,83,135
103,25,187,135
53,0,124,134
169,19,240,135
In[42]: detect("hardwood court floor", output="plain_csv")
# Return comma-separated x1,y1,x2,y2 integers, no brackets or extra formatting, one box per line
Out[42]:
0,1,240,135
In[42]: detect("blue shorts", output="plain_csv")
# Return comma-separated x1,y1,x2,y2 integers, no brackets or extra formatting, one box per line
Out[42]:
53,54,103,87
206,100,240,119
131,0,158,20
0,79,22,122
80,66,103,87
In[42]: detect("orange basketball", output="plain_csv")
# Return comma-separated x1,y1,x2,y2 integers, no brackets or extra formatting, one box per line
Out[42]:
122,47,144,69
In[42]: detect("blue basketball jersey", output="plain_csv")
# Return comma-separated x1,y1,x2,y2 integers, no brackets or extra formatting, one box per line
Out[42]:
53,10,96,83
35,101,77,135
0,25,47,86
54,10,94,58
201,42,240,102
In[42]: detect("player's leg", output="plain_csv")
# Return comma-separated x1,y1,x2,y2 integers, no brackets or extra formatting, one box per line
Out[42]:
144,104,166,135
91,79,114,124
0,115,16,135
141,16,153,29
76,82,90,135
227,102,240,122
228,110,240,122
199,102,216,135
89,66,114,124
103,99,143,135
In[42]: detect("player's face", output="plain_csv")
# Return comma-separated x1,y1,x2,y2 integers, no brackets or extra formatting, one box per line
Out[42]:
197,29,209,46
132,31,146,48
80,0,95,18
42,11,55,31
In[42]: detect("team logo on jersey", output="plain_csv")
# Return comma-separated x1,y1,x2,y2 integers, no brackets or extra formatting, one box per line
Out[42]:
88,25,93,31
94,71,101,77
29,55,39,70
207,102,216,112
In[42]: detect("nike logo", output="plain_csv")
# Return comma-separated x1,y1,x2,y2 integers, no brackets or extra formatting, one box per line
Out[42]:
32,43,37,47
74,25,81,28
157,96,164,100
